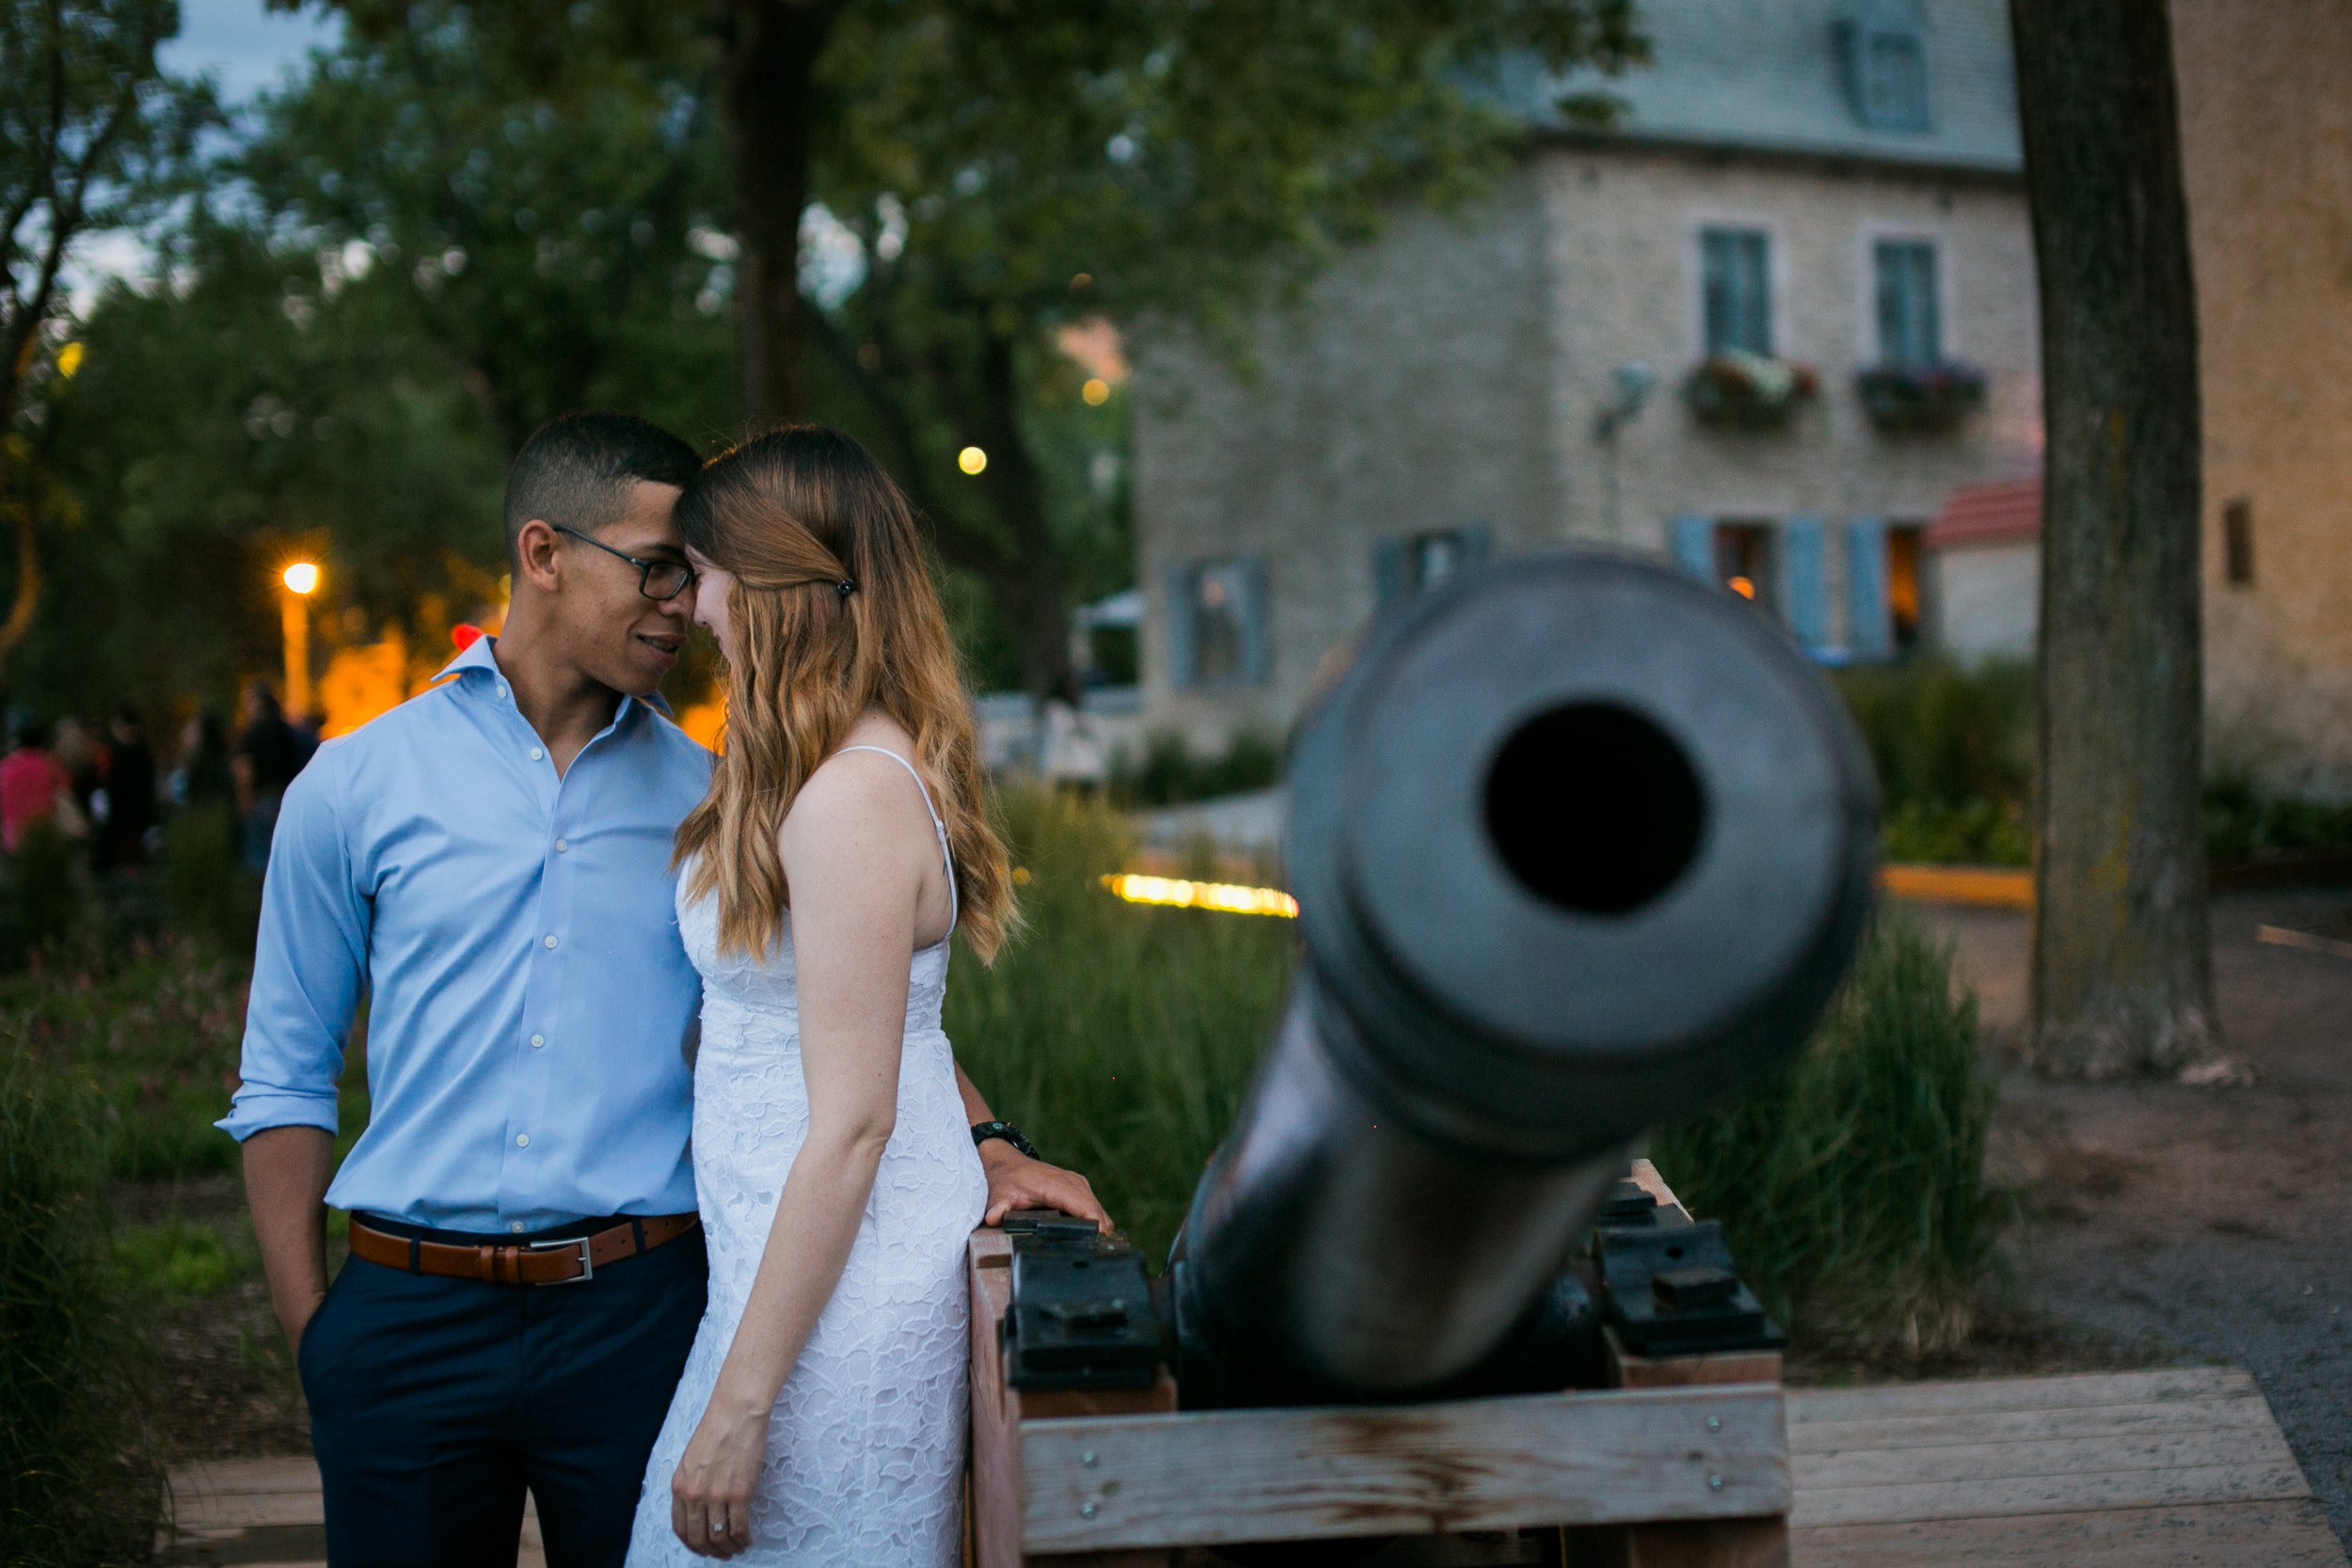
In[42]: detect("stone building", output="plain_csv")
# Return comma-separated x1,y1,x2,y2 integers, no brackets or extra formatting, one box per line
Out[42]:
1132,0,2043,747
2172,0,2352,795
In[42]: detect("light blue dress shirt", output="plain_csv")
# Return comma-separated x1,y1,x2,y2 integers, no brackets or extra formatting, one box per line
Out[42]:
218,637,712,1233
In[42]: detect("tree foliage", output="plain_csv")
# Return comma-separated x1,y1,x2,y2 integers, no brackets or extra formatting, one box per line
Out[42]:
19,1,1645,718
1,0,213,686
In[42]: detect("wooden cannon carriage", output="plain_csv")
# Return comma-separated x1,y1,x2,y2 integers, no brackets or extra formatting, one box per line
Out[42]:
965,1162,1791,1568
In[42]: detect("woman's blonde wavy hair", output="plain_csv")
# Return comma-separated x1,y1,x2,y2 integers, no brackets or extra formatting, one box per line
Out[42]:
671,425,1016,963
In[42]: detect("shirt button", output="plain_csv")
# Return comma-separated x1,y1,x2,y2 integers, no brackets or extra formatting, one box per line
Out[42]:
530,1034,545,1048
554,838,568,853
511,1221,525,1233
497,681,509,698
544,934,559,949
516,1133,531,1148
529,746,544,761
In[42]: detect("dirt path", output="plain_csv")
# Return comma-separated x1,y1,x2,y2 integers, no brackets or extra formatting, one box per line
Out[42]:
1909,889,2352,1549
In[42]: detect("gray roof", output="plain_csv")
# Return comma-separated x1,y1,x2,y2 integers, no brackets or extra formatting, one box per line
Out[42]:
1517,0,2021,175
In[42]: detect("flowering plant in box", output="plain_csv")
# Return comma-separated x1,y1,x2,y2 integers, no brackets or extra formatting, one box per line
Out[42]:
1856,360,1988,433
1682,351,1821,429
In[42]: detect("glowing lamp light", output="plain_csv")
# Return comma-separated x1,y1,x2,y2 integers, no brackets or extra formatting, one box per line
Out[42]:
958,446,989,475
1726,576,1756,600
1101,872,1297,919
1081,378,1111,406
282,562,321,595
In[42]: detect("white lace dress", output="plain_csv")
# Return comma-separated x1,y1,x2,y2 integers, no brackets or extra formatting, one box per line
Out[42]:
627,751,987,1565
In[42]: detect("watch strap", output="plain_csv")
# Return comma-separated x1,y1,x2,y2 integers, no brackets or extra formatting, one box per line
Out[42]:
971,1119,1038,1159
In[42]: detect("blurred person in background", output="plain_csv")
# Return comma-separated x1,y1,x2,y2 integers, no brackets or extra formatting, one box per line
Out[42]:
1,720,78,852
53,716,102,829
291,705,325,772
232,679,304,872
174,711,235,812
97,706,156,872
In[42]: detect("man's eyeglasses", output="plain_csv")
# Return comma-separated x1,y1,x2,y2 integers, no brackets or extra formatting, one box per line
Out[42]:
553,524,698,602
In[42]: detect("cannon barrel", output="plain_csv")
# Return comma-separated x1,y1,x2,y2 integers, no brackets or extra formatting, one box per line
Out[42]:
1166,549,1879,1406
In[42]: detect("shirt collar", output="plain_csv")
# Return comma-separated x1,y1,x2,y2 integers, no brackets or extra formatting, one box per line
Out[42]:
432,634,675,720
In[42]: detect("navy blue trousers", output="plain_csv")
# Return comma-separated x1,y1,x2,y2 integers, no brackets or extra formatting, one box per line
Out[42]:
300,1218,707,1568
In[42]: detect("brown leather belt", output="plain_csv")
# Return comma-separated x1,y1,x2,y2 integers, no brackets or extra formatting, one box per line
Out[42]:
347,1213,700,1286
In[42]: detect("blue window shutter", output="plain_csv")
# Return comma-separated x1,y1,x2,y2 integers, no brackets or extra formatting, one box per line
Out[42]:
1374,540,1406,605
1239,555,1271,684
1672,515,1714,581
1781,517,1830,651
1846,517,1892,660
1163,564,1196,689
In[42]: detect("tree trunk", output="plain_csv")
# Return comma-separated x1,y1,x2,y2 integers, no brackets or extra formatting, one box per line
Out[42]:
2012,0,2220,1078
712,0,847,428
810,310,1080,704
969,333,1078,705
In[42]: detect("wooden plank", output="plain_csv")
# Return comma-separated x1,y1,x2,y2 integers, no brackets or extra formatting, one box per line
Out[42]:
1608,1166,1790,1568
170,1457,322,1497
1628,1159,1692,1222
1796,1424,2303,1491
1017,1385,1789,1554
1788,1392,2279,1453
1783,1368,2252,1425
1790,1459,2312,1528
1791,1497,2350,1568
168,1486,326,1532
1613,1345,1783,1392
970,1228,1024,1568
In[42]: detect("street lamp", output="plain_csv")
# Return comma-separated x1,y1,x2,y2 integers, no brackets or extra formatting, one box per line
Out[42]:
280,562,319,719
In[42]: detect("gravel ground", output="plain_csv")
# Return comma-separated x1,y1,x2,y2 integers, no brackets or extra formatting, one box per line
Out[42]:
1912,889,2352,1551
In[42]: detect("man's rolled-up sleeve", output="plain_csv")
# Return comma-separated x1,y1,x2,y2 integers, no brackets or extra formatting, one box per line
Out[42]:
217,749,368,1142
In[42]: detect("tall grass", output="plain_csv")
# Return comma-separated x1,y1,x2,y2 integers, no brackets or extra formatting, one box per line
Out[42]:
0,1046,163,1565
163,805,260,958
1653,916,2003,1355
11,821,90,957
7,942,250,1181
944,786,1292,1260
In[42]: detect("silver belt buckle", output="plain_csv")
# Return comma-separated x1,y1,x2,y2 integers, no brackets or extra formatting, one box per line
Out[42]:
527,1235,595,1285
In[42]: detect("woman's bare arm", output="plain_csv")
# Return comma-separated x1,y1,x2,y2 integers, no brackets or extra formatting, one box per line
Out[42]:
664,751,936,1558
952,1063,1110,1230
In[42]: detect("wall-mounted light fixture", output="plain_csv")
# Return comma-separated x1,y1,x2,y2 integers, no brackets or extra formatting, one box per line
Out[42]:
1594,362,1657,440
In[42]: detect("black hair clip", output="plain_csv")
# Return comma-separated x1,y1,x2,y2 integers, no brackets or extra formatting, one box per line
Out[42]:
835,578,858,598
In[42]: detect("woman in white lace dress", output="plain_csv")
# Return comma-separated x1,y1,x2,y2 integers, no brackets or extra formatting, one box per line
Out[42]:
626,428,1106,1564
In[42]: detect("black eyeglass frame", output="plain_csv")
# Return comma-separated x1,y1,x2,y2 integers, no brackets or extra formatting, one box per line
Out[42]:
552,523,698,602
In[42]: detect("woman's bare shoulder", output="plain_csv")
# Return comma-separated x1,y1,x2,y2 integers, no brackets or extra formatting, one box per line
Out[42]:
784,719,933,846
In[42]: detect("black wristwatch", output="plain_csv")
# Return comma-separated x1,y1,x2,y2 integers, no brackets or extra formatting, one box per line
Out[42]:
971,1120,1038,1160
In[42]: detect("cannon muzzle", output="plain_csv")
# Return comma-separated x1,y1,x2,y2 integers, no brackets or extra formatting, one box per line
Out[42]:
1167,549,1878,1405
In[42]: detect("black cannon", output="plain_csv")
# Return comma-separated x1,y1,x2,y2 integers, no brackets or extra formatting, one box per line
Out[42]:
1152,548,1879,1408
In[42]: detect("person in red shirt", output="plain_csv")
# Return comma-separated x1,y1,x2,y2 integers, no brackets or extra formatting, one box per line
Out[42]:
0,720,72,853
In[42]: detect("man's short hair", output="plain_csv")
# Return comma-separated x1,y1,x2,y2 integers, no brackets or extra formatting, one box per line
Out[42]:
503,413,701,567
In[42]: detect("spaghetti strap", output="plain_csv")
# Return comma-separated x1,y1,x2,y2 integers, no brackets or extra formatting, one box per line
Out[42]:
835,744,959,932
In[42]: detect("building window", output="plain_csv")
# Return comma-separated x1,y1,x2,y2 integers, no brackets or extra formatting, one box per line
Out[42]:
1167,556,1268,688
1874,241,1941,365
1712,522,1776,613
2223,498,2254,587
1375,528,1493,603
1836,2,1932,133
1701,229,1772,357
1887,523,1925,648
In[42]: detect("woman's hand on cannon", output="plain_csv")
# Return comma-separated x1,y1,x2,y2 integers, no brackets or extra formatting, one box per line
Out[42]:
979,1140,1113,1233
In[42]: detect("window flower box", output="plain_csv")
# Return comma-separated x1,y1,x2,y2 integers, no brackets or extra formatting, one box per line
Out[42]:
1856,360,1988,433
1682,352,1821,430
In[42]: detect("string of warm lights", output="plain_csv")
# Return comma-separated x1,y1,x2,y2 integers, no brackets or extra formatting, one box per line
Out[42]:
1100,873,1298,918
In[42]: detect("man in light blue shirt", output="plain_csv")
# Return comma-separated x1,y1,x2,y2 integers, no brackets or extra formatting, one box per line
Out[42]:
225,412,1100,1566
